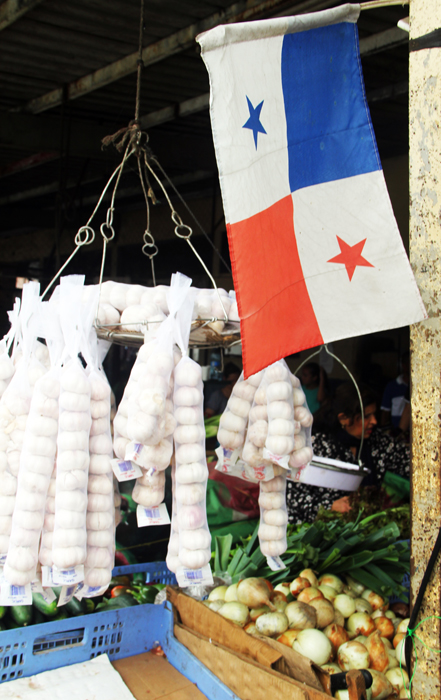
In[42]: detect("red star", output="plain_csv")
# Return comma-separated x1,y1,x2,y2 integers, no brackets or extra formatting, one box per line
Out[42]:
327,236,374,281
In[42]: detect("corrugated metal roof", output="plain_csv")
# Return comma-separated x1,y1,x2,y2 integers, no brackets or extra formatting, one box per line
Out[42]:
0,0,410,270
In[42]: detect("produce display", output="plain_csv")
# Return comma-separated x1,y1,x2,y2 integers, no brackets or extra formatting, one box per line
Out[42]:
0,573,164,630
92,280,240,334
0,271,411,700
205,573,410,699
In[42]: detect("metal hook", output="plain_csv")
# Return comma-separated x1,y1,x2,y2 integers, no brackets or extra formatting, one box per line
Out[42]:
75,226,95,246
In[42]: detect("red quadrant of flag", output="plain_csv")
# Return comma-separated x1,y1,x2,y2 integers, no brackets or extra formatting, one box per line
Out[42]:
227,195,323,376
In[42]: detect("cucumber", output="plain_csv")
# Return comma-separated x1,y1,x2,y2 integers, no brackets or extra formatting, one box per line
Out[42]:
32,592,59,618
83,599,95,614
33,609,46,626
0,606,6,620
64,596,85,617
10,605,33,627
53,609,69,621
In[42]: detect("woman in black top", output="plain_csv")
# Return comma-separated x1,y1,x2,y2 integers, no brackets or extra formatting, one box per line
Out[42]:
286,382,410,524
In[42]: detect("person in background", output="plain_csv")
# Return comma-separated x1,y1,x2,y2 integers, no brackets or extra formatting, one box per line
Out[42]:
204,362,241,418
381,351,410,430
286,382,410,524
299,362,328,415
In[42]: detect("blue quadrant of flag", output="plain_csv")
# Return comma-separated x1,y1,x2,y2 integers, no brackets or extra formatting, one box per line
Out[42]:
281,22,381,192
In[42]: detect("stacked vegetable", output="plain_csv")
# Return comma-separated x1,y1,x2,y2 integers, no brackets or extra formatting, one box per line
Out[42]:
216,359,314,565
205,573,410,700
88,280,239,333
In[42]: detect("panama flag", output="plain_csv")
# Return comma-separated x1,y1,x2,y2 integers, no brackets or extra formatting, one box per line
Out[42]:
197,4,426,377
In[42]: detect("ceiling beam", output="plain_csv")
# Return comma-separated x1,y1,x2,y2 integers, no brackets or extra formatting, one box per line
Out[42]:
24,0,295,115
0,0,44,31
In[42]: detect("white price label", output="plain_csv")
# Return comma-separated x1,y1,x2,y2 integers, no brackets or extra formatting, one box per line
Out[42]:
41,566,55,588
125,441,144,465
81,584,108,598
111,457,142,482
52,565,84,586
262,448,290,470
0,554,7,566
176,564,213,588
74,582,85,600
0,582,32,606
266,556,286,572
57,584,78,607
136,503,170,527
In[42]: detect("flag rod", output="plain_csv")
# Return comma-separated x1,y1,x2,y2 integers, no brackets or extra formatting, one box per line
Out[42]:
360,0,408,9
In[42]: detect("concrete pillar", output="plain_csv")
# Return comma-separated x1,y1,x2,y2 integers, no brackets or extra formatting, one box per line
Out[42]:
409,0,441,696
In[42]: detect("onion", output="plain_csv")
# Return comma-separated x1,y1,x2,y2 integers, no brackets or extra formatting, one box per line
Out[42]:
390,602,409,619
225,583,239,602
219,602,250,627
320,662,341,675
374,616,395,640
365,631,389,672
293,629,333,665
395,638,407,667
244,622,257,635
381,637,392,649
393,632,405,649
334,594,356,619
309,598,335,628
204,599,225,613
342,585,357,599
297,587,323,604
250,605,271,621
324,623,349,653
274,582,291,597
271,590,287,604
237,577,275,611
273,598,288,613
396,618,410,635
386,667,409,694
299,569,318,587
338,641,370,671
387,650,398,669
345,574,365,597
208,585,228,602
362,589,386,611
369,670,394,700
334,609,345,627
346,612,376,637
277,629,300,647
384,610,396,620
290,576,311,596
354,598,373,615
318,573,344,593
318,584,338,603
255,612,289,637
285,601,317,630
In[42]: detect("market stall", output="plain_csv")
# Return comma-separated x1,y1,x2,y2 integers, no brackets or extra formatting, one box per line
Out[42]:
0,0,438,698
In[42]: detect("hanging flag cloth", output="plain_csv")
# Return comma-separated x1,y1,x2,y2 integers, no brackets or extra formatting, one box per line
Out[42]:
197,4,426,378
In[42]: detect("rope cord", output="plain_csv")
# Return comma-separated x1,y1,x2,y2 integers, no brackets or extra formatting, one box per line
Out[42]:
151,156,232,275
404,526,441,675
134,0,145,125
294,344,365,464
398,614,441,699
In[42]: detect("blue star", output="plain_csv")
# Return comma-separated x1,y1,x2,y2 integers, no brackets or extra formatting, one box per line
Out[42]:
242,96,267,149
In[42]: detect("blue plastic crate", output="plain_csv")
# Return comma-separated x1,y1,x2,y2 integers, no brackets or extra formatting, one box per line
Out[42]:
111,561,177,585
0,562,238,700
